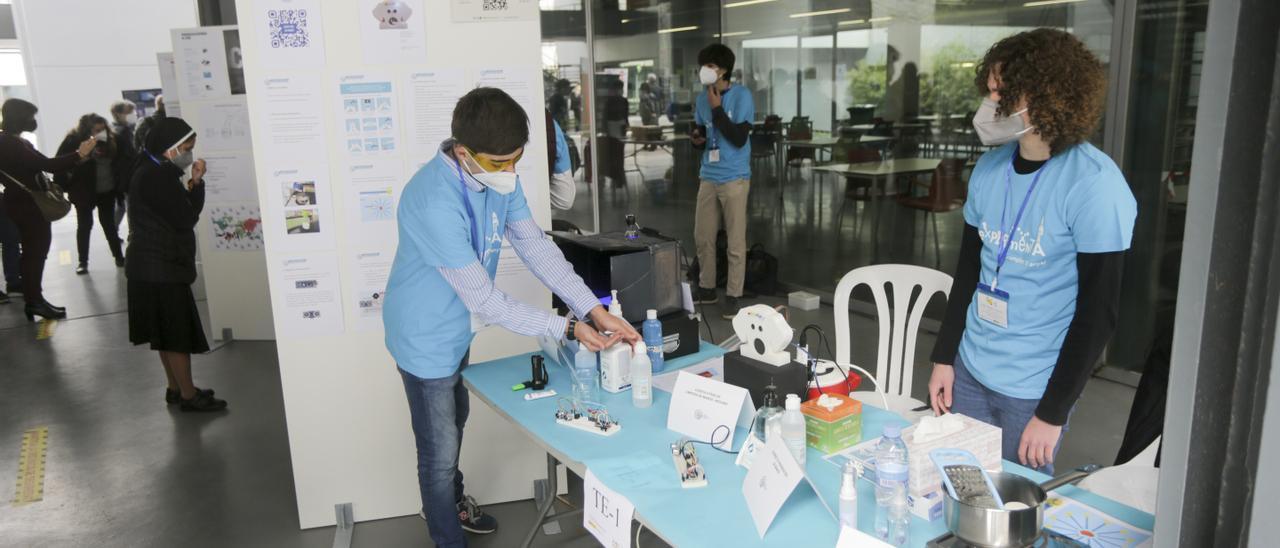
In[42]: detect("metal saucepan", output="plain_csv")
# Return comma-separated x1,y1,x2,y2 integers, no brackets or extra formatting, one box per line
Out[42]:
942,467,1097,548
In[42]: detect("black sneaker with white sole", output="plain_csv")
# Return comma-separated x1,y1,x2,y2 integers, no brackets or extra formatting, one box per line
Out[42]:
457,495,498,534
693,287,719,304
721,296,742,320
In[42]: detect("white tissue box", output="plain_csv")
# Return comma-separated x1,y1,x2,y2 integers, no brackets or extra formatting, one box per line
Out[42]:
788,291,820,311
908,490,945,522
901,414,1002,497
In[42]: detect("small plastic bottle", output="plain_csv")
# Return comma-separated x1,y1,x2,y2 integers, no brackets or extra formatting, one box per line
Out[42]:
572,344,600,407
839,460,859,530
624,214,640,239
874,425,910,546
630,342,652,408
751,383,784,443
782,394,807,468
609,290,623,318
642,309,665,373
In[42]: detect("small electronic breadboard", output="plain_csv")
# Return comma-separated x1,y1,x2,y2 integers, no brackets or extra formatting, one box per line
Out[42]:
672,440,708,488
555,400,622,436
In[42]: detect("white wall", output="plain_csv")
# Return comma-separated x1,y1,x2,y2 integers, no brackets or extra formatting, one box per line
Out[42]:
12,0,197,150
234,0,553,529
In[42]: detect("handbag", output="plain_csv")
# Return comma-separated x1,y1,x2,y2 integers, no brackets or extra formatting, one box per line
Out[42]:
0,168,72,222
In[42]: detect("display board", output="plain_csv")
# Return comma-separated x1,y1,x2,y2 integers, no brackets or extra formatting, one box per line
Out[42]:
171,26,275,341
233,0,555,528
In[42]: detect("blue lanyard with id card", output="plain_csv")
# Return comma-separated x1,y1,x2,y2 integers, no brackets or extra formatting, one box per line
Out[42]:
705,85,727,163
976,150,1047,329
453,158,498,333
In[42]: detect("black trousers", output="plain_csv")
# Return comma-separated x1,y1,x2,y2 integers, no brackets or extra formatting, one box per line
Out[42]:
74,192,123,264
3,193,51,302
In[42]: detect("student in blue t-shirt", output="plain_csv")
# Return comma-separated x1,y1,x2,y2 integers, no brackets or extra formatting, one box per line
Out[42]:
383,88,639,548
928,29,1137,474
690,43,755,320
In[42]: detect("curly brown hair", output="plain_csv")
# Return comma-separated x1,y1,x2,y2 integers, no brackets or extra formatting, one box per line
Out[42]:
974,29,1105,153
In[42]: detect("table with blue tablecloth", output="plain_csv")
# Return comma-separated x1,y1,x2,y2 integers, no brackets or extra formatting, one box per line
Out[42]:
461,343,1155,547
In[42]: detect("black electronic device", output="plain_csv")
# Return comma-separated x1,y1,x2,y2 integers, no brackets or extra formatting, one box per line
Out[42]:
550,230,683,324
634,311,700,361
723,351,808,408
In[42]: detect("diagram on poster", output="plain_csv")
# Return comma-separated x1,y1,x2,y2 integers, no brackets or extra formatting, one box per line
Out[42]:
403,69,466,160
195,100,251,152
337,73,399,158
343,160,403,247
348,249,394,331
200,151,258,203
451,0,538,23
257,73,325,152
256,0,326,68
1043,496,1152,548
264,166,336,250
359,0,428,65
272,253,345,337
209,204,264,251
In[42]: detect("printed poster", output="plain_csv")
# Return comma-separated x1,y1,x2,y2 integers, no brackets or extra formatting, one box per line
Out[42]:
358,0,428,65
451,0,538,23
209,204,264,251
272,253,345,337
336,73,400,158
255,0,326,68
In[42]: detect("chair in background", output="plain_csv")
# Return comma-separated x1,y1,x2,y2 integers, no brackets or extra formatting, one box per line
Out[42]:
897,158,966,267
834,147,884,239
834,264,953,419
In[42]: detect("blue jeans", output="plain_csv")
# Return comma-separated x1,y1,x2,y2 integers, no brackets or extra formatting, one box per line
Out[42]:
0,199,20,286
400,357,470,548
950,354,1070,475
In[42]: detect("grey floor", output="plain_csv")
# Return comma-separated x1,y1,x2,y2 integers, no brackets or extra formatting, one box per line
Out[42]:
0,212,1135,547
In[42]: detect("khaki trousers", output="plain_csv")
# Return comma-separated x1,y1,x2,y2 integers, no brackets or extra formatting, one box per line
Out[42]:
694,178,750,297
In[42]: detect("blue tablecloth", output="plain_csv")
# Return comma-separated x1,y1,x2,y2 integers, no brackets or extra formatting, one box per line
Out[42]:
462,346,1155,547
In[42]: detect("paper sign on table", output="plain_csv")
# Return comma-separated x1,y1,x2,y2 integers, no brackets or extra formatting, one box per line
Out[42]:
742,435,805,538
667,370,753,450
836,525,894,548
583,469,635,548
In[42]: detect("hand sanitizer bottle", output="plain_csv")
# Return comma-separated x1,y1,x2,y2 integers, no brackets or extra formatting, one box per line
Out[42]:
630,342,652,408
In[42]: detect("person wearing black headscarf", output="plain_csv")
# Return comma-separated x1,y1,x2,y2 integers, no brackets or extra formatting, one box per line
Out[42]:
126,117,226,412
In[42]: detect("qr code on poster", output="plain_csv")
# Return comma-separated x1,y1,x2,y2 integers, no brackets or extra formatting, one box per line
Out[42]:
267,9,311,49
482,0,509,11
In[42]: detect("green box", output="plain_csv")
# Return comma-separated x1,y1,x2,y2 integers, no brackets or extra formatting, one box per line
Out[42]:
804,412,862,455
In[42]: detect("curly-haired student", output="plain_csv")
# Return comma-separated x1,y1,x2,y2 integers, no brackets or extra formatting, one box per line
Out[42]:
927,29,1137,474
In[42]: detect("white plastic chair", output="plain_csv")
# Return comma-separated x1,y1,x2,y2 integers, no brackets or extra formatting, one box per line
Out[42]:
834,264,953,418
1076,436,1161,514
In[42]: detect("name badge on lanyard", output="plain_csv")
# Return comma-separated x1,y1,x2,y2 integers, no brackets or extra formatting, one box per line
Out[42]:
454,160,491,334
707,121,720,163
979,150,1048,329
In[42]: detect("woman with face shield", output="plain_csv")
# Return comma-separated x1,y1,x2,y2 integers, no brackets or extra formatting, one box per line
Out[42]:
125,117,226,412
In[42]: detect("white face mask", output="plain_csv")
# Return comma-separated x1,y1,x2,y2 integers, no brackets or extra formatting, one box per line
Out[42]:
94,130,108,142
124,112,138,125
972,97,1032,146
699,66,720,86
168,149,195,171
463,155,518,195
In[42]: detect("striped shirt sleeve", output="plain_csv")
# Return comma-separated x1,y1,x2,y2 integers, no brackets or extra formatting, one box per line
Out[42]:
438,261,568,340
505,217,601,320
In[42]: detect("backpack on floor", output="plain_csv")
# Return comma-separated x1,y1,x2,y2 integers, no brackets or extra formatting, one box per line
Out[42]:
744,244,780,297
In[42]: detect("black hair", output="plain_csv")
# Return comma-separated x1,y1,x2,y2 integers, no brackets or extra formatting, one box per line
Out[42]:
1,98,37,133
110,101,135,116
69,113,110,140
697,44,735,82
451,87,529,155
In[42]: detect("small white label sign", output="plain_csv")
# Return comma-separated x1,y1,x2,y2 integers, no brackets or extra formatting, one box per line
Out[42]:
666,371,754,450
583,469,635,548
742,435,805,538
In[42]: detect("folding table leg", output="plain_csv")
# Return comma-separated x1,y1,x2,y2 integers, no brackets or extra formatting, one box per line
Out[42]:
521,453,560,548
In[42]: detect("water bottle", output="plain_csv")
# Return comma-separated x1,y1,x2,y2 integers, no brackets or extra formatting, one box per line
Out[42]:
839,460,858,530
874,425,909,545
750,383,783,442
643,309,665,373
572,344,600,407
782,394,807,468
624,214,640,239
630,342,652,408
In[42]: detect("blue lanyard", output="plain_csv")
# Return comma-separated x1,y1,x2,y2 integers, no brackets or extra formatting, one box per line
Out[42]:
146,151,164,166
992,150,1047,291
452,159,484,261
706,84,729,150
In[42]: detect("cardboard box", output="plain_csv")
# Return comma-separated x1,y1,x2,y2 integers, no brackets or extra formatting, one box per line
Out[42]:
801,394,862,454
908,490,945,522
900,414,1002,497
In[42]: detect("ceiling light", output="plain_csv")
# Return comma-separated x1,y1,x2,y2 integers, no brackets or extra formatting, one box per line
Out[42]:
1023,0,1086,6
866,16,893,23
658,25,699,34
789,8,851,18
621,18,631,23
837,19,866,26
725,0,778,7
715,31,753,37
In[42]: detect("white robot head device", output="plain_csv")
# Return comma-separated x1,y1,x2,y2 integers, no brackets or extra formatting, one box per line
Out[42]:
732,304,793,366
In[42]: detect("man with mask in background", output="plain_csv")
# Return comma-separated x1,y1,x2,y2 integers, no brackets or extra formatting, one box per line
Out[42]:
110,100,139,227
384,87,639,548
689,43,754,320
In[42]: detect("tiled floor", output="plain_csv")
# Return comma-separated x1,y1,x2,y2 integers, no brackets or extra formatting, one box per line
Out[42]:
0,209,1137,547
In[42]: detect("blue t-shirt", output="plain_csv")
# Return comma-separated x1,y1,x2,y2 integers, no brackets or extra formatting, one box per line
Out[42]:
384,142,533,379
693,84,754,183
958,142,1137,399
552,119,571,174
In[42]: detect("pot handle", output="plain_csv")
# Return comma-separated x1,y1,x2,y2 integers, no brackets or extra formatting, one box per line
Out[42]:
1038,464,1101,493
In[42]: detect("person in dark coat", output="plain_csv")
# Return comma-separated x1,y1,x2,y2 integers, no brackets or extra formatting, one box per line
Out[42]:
0,98,95,320
133,94,165,154
126,117,225,412
110,100,138,226
56,113,129,272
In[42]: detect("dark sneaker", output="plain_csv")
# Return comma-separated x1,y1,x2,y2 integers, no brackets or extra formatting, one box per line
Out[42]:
693,287,719,305
75,263,88,275
721,296,742,320
0,290,8,304
457,495,498,534
166,387,216,404
179,392,227,412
